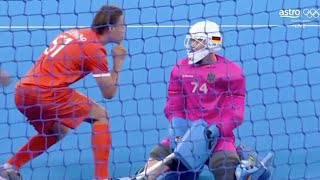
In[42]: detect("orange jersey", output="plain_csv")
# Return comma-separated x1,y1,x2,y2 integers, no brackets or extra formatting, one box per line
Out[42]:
19,28,110,89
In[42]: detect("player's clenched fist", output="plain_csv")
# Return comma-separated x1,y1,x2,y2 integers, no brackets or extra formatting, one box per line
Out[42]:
112,42,127,60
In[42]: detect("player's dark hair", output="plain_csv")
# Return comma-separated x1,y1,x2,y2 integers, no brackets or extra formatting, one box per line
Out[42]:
91,5,123,35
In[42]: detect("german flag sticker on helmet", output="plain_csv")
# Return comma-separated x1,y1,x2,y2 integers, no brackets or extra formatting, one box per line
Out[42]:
211,36,221,43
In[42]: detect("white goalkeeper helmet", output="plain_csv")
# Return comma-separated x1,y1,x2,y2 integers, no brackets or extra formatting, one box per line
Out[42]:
184,20,222,64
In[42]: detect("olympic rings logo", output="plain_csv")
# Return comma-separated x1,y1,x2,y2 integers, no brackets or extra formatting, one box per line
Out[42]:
302,8,320,18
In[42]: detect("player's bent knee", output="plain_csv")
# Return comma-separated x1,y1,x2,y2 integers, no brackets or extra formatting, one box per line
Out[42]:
89,103,109,124
50,122,70,140
145,144,177,173
209,151,239,180
150,144,171,160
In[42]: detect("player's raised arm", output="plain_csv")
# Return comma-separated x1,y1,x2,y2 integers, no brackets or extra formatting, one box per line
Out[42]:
164,65,186,121
92,43,127,99
88,5,127,99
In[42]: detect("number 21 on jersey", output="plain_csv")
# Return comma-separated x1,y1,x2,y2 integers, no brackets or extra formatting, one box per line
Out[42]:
191,81,208,94
44,35,73,58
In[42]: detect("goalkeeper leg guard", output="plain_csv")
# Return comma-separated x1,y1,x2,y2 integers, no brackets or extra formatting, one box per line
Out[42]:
169,117,193,148
174,120,220,171
155,170,199,180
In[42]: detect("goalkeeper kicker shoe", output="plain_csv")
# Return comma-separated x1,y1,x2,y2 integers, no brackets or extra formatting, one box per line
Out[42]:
0,163,22,180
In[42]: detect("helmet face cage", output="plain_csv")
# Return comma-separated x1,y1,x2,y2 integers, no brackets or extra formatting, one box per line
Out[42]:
184,35,208,54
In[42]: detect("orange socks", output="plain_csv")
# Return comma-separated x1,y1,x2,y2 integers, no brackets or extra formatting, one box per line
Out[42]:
92,123,111,179
7,134,58,169
7,123,111,179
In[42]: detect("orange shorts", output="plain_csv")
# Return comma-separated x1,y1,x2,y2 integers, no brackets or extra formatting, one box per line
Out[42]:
15,85,94,134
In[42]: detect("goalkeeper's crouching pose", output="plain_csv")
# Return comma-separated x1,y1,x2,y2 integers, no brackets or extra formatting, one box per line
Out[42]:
139,21,273,180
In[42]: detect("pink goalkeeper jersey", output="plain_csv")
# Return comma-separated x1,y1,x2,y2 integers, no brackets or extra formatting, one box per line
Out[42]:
164,55,246,152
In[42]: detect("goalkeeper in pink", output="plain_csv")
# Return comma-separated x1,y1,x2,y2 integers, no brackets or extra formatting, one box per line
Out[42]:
143,21,245,180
